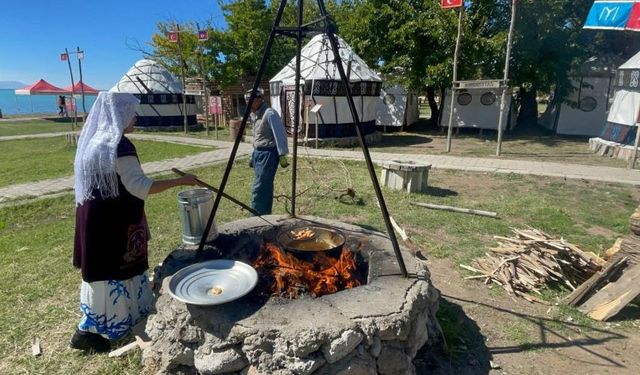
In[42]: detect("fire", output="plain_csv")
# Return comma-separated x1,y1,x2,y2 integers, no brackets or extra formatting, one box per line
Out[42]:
252,242,364,298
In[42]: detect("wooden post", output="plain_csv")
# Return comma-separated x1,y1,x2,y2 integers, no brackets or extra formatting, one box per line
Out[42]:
76,46,86,114
196,23,211,137
175,24,189,134
496,0,517,157
445,5,464,152
630,122,640,169
315,112,319,149
64,48,77,130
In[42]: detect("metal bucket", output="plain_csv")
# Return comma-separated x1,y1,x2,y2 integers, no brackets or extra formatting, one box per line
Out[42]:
177,188,218,245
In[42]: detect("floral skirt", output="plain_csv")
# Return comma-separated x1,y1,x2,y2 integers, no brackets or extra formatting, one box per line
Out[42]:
78,271,153,340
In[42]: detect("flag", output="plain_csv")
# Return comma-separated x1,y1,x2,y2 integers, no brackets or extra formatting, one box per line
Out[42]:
77,51,84,60
441,0,463,8
198,30,208,41
583,0,640,31
167,31,179,43
60,53,68,61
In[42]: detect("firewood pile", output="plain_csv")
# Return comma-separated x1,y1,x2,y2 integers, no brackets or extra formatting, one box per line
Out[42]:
460,228,605,304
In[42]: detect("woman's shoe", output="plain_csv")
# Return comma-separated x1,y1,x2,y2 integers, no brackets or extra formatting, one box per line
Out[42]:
70,329,111,353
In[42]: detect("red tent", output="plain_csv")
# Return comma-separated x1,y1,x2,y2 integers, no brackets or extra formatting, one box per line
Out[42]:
14,79,68,95
64,81,100,95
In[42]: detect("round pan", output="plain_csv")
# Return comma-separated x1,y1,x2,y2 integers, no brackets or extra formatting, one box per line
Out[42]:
277,226,346,260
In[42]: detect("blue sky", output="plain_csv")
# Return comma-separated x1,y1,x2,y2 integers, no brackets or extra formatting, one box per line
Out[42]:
0,1,226,89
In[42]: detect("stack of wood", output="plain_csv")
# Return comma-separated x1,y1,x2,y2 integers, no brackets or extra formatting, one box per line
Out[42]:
460,228,605,304
566,206,640,321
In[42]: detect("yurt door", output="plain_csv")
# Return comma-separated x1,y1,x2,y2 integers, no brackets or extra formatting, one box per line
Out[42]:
281,87,304,136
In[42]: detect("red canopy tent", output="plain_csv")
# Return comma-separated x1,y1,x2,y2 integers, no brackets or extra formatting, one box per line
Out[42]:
64,81,100,95
14,79,68,95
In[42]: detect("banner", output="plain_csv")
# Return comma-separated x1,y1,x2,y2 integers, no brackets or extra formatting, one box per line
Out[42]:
198,30,208,41
167,31,179,43
60,53,68,61
584,0,640,31
441,0,463,8
209,96,222,114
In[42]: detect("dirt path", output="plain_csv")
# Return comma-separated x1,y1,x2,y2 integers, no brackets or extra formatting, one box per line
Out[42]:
416,257,640,375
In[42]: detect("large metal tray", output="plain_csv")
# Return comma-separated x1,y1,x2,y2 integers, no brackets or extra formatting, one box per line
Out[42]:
167,260,258,306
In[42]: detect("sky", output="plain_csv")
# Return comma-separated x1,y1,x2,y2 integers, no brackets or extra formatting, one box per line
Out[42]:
0,1,227,90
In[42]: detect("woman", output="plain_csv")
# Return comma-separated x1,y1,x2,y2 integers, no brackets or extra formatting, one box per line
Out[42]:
70,92,200,352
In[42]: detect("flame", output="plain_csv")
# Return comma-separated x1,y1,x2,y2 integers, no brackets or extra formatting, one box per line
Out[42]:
253,242,364,298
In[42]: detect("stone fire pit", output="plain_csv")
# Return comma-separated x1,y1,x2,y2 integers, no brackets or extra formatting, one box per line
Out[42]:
143,215,441,375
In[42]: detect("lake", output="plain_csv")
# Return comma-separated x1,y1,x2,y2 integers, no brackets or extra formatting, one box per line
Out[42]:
0,89,98,116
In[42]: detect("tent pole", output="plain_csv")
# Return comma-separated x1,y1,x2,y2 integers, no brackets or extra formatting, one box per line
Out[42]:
77,46,86,114
496,0,517,156
176,23,189,134
446,5,464,153
65,48,77,131
291,0,304,218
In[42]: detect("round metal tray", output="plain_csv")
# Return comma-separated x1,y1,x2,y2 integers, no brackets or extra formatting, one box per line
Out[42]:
167,260,258,306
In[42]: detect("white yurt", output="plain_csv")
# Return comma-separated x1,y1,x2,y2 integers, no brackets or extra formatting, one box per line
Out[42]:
110,59,198,129
540,57,616,136
439,85,516,131
376,84,419,128
269,33,382,139
589,51,640,159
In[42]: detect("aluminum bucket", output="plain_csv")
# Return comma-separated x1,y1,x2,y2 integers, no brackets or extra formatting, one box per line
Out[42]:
177,188,218,245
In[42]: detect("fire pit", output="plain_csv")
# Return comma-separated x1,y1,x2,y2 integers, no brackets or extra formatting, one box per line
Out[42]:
143,215,441,375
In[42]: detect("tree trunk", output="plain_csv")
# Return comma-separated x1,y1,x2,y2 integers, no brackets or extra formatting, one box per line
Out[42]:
426,86,439,125
517,86,538,128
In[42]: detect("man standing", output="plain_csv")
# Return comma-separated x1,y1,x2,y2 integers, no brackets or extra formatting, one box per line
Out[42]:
246,88,289,215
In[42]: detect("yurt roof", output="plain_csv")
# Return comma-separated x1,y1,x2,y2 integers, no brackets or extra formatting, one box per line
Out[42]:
618,50,640,70
110,59,182,94
270,33,381,85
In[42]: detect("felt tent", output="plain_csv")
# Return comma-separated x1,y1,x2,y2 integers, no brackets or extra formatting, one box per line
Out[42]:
269,33,382,139
439,86,516,131
110,59,198,129
376,84,419,128
540,57,616,136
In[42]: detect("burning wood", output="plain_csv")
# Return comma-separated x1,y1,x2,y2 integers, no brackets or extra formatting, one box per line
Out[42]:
460,228,605,304
253,242,364,298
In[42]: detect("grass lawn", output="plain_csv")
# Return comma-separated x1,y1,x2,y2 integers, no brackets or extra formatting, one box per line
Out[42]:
0,158,637,373
0,119,82,137
0,137,213,188
360,128,630,168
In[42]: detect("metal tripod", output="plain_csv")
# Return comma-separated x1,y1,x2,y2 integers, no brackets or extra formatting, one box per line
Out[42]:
197,0,408,277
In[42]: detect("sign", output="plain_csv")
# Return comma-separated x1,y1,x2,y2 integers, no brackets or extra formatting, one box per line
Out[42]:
310,104,323,114
455,80,503,89
198,30,208,41
77,51,84,60
60,53,68,61
167,31,179,43
441,0,463,9
583,0,640,31
209,96,222,114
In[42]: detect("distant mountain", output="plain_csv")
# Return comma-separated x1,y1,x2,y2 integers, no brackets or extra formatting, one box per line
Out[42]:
0,81,26,89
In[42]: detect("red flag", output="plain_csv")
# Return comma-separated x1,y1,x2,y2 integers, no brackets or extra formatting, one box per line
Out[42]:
167,31,179,43
627,3,640,31
441,0,463,9
60,53,68,61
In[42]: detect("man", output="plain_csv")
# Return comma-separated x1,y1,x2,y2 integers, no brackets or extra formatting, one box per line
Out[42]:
246,88,289,215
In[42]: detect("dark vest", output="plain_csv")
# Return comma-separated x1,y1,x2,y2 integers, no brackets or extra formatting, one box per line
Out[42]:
73,137,149,282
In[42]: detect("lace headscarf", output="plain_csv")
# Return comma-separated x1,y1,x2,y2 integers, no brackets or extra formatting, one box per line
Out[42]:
74,92,140,205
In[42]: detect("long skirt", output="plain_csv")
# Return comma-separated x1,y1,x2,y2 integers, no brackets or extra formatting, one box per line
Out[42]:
78,271,153,340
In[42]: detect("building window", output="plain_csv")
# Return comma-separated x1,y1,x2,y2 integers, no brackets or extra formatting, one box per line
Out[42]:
579,96,598,112
480,92,496,106
457,92,472,106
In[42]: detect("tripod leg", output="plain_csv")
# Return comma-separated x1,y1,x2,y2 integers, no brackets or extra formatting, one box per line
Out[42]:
291,0,304,217
317,1,408,277
197,0,290,254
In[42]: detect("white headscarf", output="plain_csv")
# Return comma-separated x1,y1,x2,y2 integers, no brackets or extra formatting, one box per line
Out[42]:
74,92,140,205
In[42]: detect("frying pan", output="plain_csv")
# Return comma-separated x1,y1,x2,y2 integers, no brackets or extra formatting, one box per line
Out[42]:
276,225,346,260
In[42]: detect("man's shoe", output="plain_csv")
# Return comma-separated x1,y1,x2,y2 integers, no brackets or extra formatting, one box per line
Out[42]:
70,329,111,353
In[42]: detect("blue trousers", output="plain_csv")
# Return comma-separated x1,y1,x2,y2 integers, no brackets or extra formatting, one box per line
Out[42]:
251,147,279,215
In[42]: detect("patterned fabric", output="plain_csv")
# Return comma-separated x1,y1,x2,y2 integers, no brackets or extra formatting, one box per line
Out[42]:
78,272,153,340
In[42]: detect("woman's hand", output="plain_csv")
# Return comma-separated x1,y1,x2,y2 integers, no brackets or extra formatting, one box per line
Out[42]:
180,174,200,186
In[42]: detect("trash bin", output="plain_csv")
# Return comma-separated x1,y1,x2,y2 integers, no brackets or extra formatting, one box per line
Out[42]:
177,188,218,245
229,118,245,142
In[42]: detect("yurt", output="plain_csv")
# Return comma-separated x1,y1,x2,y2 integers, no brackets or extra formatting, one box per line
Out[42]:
439,85,516,131
376,84,419,128
269,34,382,141
589,51,640,160
540,57,616,136
110,59,198,129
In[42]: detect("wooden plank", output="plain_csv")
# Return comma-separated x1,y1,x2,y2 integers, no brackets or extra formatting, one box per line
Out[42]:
578,262,640,321
31,337,41,357
565,257,628,306
108,341,138,358
410,202,498,218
